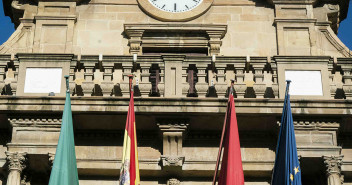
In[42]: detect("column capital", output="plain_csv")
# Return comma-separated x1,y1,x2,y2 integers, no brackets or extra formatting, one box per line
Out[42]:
48,153,55,167
323,155,343,176
6,152,27,172
157,119,189,133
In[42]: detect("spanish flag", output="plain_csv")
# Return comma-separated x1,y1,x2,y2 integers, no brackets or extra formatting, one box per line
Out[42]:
119,91,140,185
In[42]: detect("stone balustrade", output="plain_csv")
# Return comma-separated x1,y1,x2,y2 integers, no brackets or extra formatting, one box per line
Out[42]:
0,54,351,99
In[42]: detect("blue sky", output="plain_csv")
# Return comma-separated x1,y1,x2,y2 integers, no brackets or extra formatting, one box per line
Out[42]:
0,1,351,49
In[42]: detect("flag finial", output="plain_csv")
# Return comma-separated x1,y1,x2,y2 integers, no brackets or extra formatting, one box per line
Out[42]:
229,79,235,95
64,75,70,93
285,80,291,96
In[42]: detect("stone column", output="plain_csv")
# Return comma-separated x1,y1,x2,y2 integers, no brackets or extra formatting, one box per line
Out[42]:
323,155,344,185
6,152,27,185
270,60,279,98
341,65,352,99
233,62,246,98
120,61,134,97
214,63,227,98
252,60,267,98
195,63,209,98
69,60,77,94
81,62,96,97
101,62,114,97
139,63,152,97
0,61,7,94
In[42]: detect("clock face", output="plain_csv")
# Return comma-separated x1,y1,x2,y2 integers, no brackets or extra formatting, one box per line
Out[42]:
148,0,203,13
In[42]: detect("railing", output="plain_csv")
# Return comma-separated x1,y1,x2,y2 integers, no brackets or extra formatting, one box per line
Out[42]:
0,54,351,99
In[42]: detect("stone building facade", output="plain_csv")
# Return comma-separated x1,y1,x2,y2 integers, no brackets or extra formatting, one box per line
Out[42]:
0,0,351,184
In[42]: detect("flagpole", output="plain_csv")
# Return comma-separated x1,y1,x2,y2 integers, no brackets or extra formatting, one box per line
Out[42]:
212,79,235,185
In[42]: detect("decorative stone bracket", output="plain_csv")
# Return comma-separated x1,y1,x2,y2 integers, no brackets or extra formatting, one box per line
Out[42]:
124,24,227,56
157,119,189,170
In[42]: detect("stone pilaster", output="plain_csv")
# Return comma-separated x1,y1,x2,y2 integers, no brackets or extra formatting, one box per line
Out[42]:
323,155,344,185
6,152,27,185
157,119,189,171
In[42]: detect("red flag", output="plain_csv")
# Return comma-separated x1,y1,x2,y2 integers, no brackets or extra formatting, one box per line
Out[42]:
119,91,140,185
216,93,244,185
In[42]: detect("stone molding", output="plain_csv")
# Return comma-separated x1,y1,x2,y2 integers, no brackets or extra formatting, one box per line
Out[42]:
157,119,189,132
277,120,340,131
124,24,227,55
9,118,62,128
6,152,27,172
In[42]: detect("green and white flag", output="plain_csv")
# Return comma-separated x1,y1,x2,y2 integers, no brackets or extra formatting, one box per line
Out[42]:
49,76,79,185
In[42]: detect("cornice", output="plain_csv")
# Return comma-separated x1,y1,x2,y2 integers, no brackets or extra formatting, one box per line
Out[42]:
0,97,351,115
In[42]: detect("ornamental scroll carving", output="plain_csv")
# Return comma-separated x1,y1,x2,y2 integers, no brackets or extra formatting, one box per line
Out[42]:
161,156,185,167
167,178,181,185
6,152,27,172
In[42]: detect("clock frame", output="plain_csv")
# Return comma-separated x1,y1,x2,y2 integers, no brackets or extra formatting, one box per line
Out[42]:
137,0,213,21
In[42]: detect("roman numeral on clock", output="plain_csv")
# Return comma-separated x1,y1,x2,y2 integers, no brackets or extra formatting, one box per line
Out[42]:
174,3,176,11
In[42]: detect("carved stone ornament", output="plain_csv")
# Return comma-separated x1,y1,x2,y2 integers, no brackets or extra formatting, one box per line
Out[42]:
195,82,208,97
253,83,266,98
161,156,185,167
10,80,17,95
6,152,27,172
100,81,114,97
69,81,76,94
215,83,228,98
182,82,190,96
323,155,343,176
167,178,181,185
81,81,94,97
158,82,165,97
233,83,247,98
48,153,55,167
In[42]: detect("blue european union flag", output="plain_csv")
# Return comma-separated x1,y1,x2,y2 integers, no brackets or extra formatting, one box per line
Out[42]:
271,80,302,185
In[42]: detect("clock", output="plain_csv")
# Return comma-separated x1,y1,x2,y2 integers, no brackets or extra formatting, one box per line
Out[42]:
148,0,203,13
137,0,213,21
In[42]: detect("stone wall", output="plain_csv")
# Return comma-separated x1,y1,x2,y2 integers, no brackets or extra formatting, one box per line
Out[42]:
0,0,351,57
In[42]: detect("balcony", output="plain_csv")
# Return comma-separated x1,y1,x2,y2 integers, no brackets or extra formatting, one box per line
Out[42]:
0,54,351,100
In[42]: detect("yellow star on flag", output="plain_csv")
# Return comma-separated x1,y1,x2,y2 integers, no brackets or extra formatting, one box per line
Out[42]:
294,167,300,175
290,174,294,181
